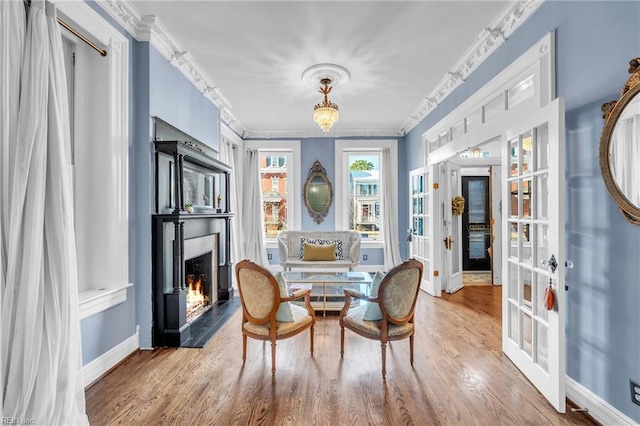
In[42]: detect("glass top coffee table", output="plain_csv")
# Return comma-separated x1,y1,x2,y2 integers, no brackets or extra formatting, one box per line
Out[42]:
282,271,373,315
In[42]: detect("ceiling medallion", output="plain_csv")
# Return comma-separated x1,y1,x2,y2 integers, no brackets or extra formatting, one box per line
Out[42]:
302,64,350,134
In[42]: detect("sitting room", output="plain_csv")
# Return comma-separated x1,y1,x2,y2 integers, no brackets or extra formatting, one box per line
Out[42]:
1,1,639,425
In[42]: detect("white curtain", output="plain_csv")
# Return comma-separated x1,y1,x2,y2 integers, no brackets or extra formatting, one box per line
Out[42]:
381,147,402,269
242,149,269,266
1,1,87,423
0,0,26,417
219,137,243,269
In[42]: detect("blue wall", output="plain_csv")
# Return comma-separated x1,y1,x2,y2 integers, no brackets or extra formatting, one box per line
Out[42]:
405,1,640,421
82,1,220,353
261,135,406,266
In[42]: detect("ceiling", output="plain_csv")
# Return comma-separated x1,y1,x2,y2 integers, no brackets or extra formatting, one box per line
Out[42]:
130,1,509,138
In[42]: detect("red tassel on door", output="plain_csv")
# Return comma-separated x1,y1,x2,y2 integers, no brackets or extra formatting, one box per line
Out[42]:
543,283,555,311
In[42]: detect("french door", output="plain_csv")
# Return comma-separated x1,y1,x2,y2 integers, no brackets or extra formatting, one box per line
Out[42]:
409,165,441,296
502,98,566,412
443,162,463,293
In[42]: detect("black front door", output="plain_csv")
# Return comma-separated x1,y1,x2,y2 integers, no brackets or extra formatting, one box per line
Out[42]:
462,176,491,271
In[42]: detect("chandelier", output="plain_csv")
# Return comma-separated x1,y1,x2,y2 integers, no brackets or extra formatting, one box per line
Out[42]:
313,78,339,133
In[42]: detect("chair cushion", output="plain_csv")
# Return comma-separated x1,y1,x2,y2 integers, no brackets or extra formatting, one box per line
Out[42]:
299,237,343,259
274,272,293,322
343,304,414,337
301,242,337,261
363,271,386,320
244,303,313,336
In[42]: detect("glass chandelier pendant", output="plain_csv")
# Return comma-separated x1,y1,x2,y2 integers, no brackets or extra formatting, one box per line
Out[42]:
313,78,339,133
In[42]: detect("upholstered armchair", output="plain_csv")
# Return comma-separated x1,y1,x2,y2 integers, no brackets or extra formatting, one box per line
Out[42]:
339,259,423,377
235,259,316,375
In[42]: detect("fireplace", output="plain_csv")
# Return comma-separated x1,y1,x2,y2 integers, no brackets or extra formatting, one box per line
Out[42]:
151,131,234,347
152,215,233,347
184,235,218,323
185,253,213,323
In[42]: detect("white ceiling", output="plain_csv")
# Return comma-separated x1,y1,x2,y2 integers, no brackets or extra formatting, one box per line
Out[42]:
130,1,509,137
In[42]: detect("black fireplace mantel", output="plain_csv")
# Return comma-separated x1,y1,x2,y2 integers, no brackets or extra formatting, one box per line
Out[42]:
151,122,234,347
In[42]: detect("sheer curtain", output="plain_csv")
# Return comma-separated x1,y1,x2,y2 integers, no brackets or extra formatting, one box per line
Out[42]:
242,149,269,266
0,0,26,417
219,137,243,269
1,1,87,423
381,148,402,269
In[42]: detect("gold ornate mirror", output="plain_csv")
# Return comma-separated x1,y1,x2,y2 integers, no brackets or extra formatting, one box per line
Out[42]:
304,160,332,224
600,57,640,225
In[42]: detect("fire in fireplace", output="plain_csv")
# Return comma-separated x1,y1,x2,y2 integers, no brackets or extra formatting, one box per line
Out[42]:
185,253,213,323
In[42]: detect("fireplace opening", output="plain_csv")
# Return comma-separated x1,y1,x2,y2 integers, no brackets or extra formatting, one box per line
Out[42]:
185,253,213,323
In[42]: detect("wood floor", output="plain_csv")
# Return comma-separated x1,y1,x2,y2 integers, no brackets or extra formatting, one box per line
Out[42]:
86,286,598,425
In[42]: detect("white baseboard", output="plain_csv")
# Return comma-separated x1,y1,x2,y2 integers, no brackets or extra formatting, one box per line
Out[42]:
566,376,638,425
82,327,139,388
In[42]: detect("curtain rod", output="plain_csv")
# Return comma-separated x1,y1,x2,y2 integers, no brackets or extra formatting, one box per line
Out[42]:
23,0,107,57
57,18,107,57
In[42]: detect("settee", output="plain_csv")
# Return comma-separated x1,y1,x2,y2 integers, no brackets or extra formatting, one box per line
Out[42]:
277,230,361,270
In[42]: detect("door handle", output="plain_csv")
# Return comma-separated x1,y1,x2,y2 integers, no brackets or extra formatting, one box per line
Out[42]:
443,236,454,250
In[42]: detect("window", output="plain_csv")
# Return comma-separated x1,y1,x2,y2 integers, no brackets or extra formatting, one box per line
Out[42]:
260,154,288,238
245,141,301,242
335,139,398,247
348,153,381,240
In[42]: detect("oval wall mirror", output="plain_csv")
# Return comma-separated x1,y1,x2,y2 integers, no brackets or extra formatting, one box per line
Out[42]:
304,160,332,224
600,57,640,225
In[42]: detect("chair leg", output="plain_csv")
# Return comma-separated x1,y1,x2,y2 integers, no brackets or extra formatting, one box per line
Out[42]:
340,326,345,359
242,334,247,363
381,342,387,378
310,325,315,355
410,335,414,365
271,341,276,375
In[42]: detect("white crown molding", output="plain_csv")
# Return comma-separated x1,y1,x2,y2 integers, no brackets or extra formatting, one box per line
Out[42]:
242,128,403,140
96,0,243,133
97,0,541,141
401,0,544,135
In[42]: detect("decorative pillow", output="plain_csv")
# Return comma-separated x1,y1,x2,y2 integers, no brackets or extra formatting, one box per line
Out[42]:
363,271,386,321
299,238,343,259
274,272,294,322
301,242,337,261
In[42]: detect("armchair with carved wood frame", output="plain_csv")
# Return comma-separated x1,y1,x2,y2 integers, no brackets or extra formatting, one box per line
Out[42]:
339,259,423,377
235,259,316,375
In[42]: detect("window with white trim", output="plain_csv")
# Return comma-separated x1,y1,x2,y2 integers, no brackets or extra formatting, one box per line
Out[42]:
335,139,398,246
245,141,301,242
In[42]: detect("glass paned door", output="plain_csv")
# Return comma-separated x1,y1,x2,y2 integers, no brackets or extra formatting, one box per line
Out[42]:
502,98,565,412
410,165,440,296
444,162,463,293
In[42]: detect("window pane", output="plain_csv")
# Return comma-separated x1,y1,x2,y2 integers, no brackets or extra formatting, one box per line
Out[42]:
260,153,288,238
466,109,482,133
507,74,534,109
451,120,465,139
484,94,504,123
349,154,381,241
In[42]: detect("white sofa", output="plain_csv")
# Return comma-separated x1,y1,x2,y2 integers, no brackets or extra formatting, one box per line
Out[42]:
277,230,361,270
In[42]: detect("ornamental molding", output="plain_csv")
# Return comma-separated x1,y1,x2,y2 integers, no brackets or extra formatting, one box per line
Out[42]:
96,0,242,133
400,0,544,135
97,0,541,140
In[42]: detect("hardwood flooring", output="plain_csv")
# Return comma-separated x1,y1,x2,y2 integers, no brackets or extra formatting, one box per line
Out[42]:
86,286,598,425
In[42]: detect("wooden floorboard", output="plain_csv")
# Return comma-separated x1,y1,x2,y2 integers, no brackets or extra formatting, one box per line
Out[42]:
86,286,599,425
